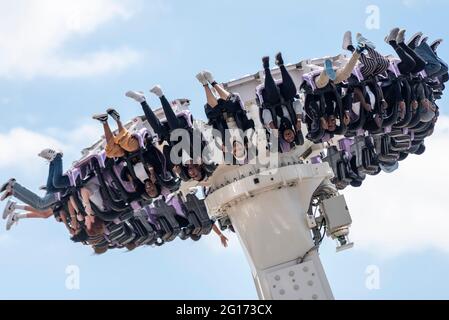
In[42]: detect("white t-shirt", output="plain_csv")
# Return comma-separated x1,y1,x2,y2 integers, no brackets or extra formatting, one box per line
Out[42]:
366,87,376,108
134,162,149,183
262,100,303,126
352,102,361,117
85,177,105,211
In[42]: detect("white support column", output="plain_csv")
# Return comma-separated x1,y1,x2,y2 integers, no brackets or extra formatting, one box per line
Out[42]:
206,161,335,300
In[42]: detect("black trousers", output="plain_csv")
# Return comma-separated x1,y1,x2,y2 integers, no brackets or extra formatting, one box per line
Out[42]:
399,42,426,73
389,41,416,75
263,65,297,105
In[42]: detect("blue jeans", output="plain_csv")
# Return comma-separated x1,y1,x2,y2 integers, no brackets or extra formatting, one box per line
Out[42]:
436,56,448,77
12,182,60,211
50,154,71,190
415,42,443,77
12,154,69,210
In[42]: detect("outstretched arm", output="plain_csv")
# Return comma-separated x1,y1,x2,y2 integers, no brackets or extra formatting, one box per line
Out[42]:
212,224,228,248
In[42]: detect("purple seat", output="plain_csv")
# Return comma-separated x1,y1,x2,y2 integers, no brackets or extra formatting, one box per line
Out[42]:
112,162,136,194
131,127,152,149
389,59,402,77
352,65,365,82
66,151,107,186
310,156,322,164
301,69,322,92
339,138,353,153
160,110,194,129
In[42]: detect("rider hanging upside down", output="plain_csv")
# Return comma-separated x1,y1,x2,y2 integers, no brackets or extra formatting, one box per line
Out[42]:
259,52,304,152
92,109,162,199
308,37,369,132
0,149,71,211
126,86,215,182
343,31,390,78
196,70,255,158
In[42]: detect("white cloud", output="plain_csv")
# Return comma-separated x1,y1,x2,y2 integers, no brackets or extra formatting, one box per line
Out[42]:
0,123,102,173
0,127,64,169
344,115,449,257
402,0,421,7
0,0,142,79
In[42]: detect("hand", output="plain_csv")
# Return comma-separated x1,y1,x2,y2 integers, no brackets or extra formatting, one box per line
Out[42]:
363,103,373,112
220,235,229,248
173,165,182,175
149,167,157,183
422,99,430,110
71,217,79,229
343,113,351,126
399,101,406,119
320,117,328,130
85,215,95,231
295,120,302,132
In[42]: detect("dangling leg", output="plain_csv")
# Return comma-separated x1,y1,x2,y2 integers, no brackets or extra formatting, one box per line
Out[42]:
388,39,416,75
107,108,140,153
201,83,220,108
335,50,363,83
397,30,426,73
150,85,182,130
5,205,54,230
365,47,390,75
275,53,298,100
93,113,114,144
262,56,282,105
202,71,232,101
51,153,71,190
93,114,125,158
18,206,54,219
126,91,168,140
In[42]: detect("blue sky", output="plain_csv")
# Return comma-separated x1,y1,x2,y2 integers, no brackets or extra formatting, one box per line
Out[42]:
1,0,449,300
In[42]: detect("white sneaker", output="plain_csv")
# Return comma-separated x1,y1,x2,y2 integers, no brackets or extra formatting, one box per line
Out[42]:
2,200,15,220
397,29,406,44
150,85,164,98
407,32,423,48
196,72,208,86
202,70,215,85
342,31,353,51
385,28,400,44
38,148,60,162
431,39,443,52
420,35,429,45
356,33,376,49
125,91,146,103
6,212,18,231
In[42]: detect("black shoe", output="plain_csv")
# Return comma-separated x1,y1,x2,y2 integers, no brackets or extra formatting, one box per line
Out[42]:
275,52,284,67
407,32,423,49
92,113,108,123
107,108,121,122
1,179,15,201
1,179,15,193
430,38,443,52
190,234,202,241
262,56,270,69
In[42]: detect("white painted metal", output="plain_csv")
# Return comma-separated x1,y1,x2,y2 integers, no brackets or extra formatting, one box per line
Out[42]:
206,161,335,300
